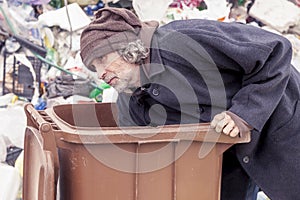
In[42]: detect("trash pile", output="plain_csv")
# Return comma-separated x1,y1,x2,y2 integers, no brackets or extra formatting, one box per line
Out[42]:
0,0,299,199
0,0,117,111
160,0,300,71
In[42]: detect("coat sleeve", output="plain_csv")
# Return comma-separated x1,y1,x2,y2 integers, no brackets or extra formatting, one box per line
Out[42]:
196,22,293,132
227,36,293,132
161,20,294,132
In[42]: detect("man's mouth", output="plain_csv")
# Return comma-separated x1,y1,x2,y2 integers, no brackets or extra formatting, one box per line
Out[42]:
106,76,118,86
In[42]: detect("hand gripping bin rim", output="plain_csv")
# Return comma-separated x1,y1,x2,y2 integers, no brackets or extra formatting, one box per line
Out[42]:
23,103,251,200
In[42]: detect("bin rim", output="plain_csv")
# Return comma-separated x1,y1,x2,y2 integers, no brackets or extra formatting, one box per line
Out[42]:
44,103,251,145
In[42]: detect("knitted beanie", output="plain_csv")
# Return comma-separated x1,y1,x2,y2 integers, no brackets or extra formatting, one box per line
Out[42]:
80,8,143,68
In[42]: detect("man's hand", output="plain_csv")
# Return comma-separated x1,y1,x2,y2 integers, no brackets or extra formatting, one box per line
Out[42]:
211,112,240,137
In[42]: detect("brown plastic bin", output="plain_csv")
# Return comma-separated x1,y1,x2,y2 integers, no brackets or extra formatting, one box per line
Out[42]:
23,103,250,200
23,127,55,200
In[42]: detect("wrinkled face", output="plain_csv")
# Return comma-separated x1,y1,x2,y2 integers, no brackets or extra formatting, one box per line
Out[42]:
90,52,140,93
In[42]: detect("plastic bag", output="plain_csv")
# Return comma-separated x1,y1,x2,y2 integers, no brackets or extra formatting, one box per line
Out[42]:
132,0,173,21
46,74,94,99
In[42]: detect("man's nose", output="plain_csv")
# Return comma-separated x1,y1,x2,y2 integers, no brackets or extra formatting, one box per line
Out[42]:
99,71,106,80
96,67,105,79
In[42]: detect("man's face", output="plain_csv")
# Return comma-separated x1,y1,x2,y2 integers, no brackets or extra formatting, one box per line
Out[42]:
90,52,140,93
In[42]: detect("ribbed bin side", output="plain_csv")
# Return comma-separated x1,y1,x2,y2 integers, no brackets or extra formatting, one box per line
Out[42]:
175,141,222,200
57,140,222,200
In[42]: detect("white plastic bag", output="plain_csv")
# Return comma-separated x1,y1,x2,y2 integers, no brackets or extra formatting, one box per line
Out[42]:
133,0,173,22
0,136,7,163
0,163,21,200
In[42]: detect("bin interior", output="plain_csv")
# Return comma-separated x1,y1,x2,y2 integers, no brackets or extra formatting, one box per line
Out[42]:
52,103,118,127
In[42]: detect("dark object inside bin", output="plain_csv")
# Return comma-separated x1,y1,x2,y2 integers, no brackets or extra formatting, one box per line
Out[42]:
6,146,23,166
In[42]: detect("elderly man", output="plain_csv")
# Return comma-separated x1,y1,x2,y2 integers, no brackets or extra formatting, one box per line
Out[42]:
80,7,300,200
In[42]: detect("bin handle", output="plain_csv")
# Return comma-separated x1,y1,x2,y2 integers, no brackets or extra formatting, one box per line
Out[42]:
25,103,53,132
24,103,60,186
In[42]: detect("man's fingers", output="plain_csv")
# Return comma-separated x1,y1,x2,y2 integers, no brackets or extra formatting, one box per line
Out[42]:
215,114,232,133
222,120,235,135
211,112,226,128
229,126,240,137
211,112,240,137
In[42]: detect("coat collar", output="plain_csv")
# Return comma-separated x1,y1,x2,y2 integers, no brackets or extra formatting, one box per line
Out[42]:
139,21,165,80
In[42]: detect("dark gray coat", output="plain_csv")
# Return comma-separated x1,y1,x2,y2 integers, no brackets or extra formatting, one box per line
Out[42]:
117,19,300,199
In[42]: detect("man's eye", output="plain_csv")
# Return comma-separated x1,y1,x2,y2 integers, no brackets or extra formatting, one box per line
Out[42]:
99,56,105,63
88,65,97,72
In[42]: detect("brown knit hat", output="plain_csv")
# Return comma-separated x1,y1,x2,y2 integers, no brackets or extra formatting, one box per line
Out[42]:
80,7,145,69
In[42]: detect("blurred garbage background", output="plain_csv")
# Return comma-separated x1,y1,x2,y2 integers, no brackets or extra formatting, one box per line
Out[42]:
0,0,299,199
